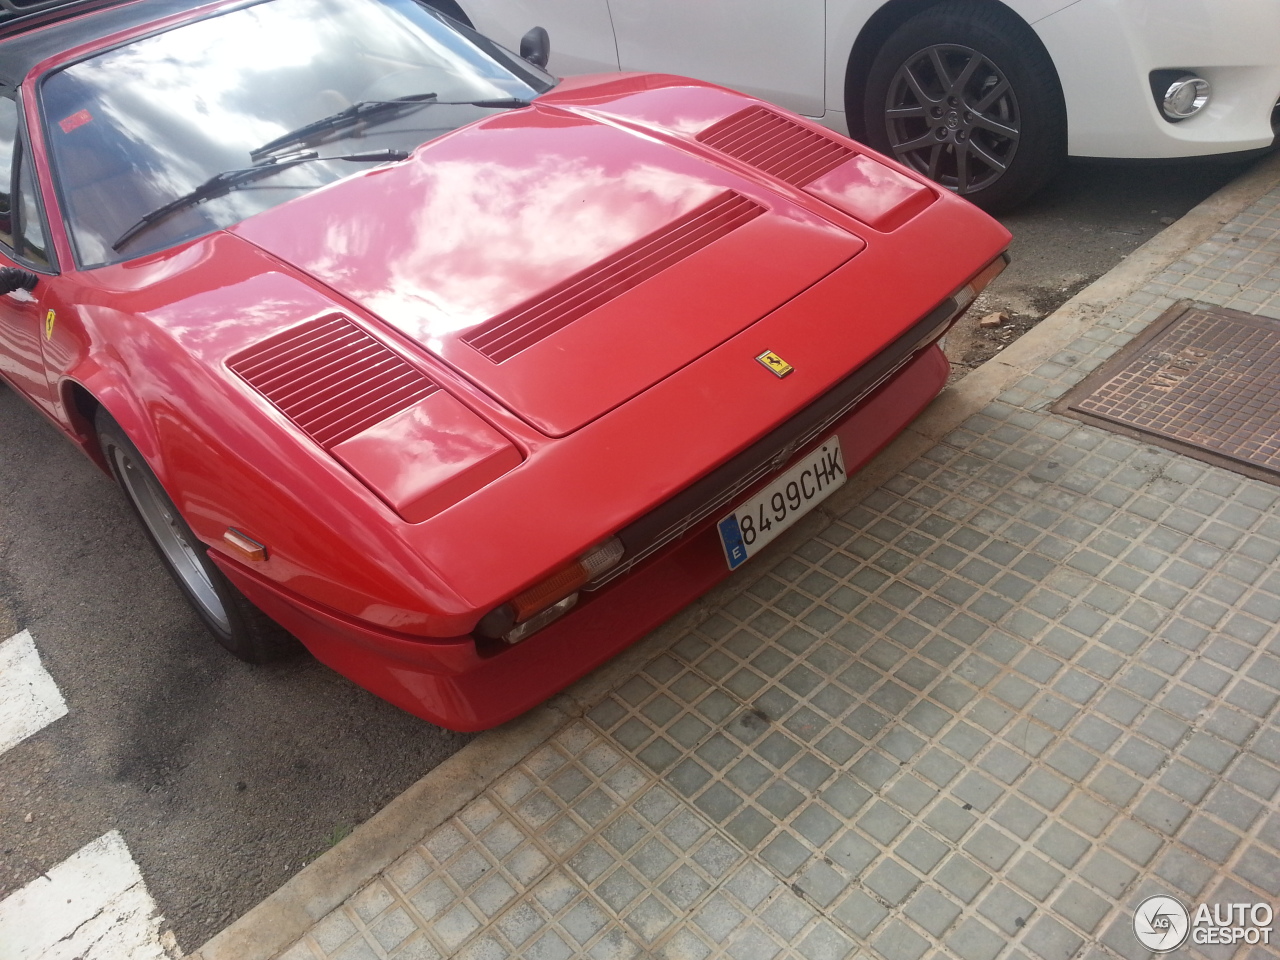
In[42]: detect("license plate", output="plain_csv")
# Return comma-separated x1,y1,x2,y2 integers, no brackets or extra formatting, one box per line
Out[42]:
717,437,846,570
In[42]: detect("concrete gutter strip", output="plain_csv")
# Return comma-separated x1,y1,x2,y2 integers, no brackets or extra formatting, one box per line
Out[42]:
190,149,1280,960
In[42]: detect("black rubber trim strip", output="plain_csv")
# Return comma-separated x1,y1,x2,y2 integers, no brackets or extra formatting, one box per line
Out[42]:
1,0,124,30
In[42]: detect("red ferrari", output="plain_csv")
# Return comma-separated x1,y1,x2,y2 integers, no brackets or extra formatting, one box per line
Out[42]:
0,0,1009,730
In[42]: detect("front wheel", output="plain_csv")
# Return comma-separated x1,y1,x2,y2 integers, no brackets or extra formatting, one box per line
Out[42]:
862,1,1066,211
96,409,300,664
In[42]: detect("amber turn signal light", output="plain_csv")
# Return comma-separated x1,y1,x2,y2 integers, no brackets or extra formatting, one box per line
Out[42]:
223,528,268,562
510,537,625,621
511,563,589,621
475,538,626,642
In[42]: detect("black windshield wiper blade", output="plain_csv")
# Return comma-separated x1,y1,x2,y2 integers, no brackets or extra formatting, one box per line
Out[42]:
440,98,533,107
111,149,408,252
248,94,532,160
249,92,438,160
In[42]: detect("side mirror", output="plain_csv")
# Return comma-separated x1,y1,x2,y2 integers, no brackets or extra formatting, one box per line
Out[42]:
519,26,550,69
0,266,37,295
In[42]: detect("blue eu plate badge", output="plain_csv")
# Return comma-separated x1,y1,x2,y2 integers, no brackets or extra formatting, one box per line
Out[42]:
719,515,749,570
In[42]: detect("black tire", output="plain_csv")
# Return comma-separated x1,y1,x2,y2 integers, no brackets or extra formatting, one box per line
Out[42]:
862,1,1066,212
95,408,301,664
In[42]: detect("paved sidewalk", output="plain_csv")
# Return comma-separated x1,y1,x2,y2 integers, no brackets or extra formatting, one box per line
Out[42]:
196,156,1280,960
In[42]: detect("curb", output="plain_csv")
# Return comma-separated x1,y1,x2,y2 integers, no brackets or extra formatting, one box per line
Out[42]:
190,149,1280,960
193,706,573,960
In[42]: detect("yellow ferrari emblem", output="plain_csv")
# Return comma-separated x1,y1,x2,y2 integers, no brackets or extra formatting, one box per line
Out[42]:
756,350,793,378
44,309,56,339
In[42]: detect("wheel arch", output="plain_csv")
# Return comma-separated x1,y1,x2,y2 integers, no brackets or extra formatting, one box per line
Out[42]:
842,0,1064,143
59,373,161,477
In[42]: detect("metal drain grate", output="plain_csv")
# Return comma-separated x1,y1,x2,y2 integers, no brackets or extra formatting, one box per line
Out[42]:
1056,302,1280,483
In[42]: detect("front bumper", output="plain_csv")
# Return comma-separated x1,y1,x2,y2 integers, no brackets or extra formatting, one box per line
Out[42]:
214,343,952,731
1035,0,1280,158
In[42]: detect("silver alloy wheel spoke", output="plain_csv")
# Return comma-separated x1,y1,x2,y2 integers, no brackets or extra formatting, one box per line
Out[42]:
966,137,1009,172
895,130,941,155
974,76,1012,113
952,53,982,96
928,47,951,88
116,451,231,633
884,42,1020,196
902,64,940,107
970,112,1019,141
926,143,943,179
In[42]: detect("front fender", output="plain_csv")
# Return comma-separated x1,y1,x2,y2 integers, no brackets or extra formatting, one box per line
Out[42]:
57,359,163,478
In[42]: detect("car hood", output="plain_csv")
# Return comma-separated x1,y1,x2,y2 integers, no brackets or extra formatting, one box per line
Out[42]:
232,101,864,437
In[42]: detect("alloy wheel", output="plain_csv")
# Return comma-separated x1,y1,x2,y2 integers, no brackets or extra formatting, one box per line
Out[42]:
112,447,232,634
884,43,1020,196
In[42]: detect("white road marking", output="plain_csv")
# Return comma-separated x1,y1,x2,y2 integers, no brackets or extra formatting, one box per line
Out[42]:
0,831,176,960
0,630,68,756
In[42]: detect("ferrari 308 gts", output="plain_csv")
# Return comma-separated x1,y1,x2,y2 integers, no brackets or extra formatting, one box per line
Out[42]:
0,0,1009,730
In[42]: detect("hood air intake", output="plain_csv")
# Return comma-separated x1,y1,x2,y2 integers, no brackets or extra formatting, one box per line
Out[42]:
464,191,764,363
230,315,437,449
696,105,854,187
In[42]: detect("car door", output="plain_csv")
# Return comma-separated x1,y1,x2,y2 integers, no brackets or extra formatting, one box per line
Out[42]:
458,0,620,76
607,0,826,116
0,90,58,415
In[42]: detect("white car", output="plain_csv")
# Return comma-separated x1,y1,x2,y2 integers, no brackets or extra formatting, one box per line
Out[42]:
429,0,1280,210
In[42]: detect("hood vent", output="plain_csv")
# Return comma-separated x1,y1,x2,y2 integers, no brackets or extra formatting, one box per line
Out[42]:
696,106,854,187
464,191,764,363
230,316,437,449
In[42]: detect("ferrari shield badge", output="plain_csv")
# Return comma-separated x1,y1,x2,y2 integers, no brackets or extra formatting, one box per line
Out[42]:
44,309,56,339
756,350,793,378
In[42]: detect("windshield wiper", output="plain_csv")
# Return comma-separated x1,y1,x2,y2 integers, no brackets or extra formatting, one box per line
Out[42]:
248,93,532,160
111,149,408,252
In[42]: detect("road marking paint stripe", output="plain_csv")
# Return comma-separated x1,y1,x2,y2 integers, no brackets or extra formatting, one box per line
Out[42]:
0,830,176,960
0,630,68,756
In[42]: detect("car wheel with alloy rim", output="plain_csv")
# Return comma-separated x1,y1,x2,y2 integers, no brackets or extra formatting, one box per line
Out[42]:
863,0,1066,212
96,408,300,664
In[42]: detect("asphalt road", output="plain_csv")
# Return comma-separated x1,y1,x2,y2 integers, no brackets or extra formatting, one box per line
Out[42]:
0,152,1263,951
950,155,1256,370
0,393,471,946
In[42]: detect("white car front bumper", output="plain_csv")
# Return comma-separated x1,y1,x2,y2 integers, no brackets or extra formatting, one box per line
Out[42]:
1035,0,1280,158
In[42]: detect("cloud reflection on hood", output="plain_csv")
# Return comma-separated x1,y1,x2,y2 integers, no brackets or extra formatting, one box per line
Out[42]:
246,129,725,342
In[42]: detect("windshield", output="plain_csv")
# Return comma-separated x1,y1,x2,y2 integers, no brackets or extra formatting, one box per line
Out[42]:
40,0,555,267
